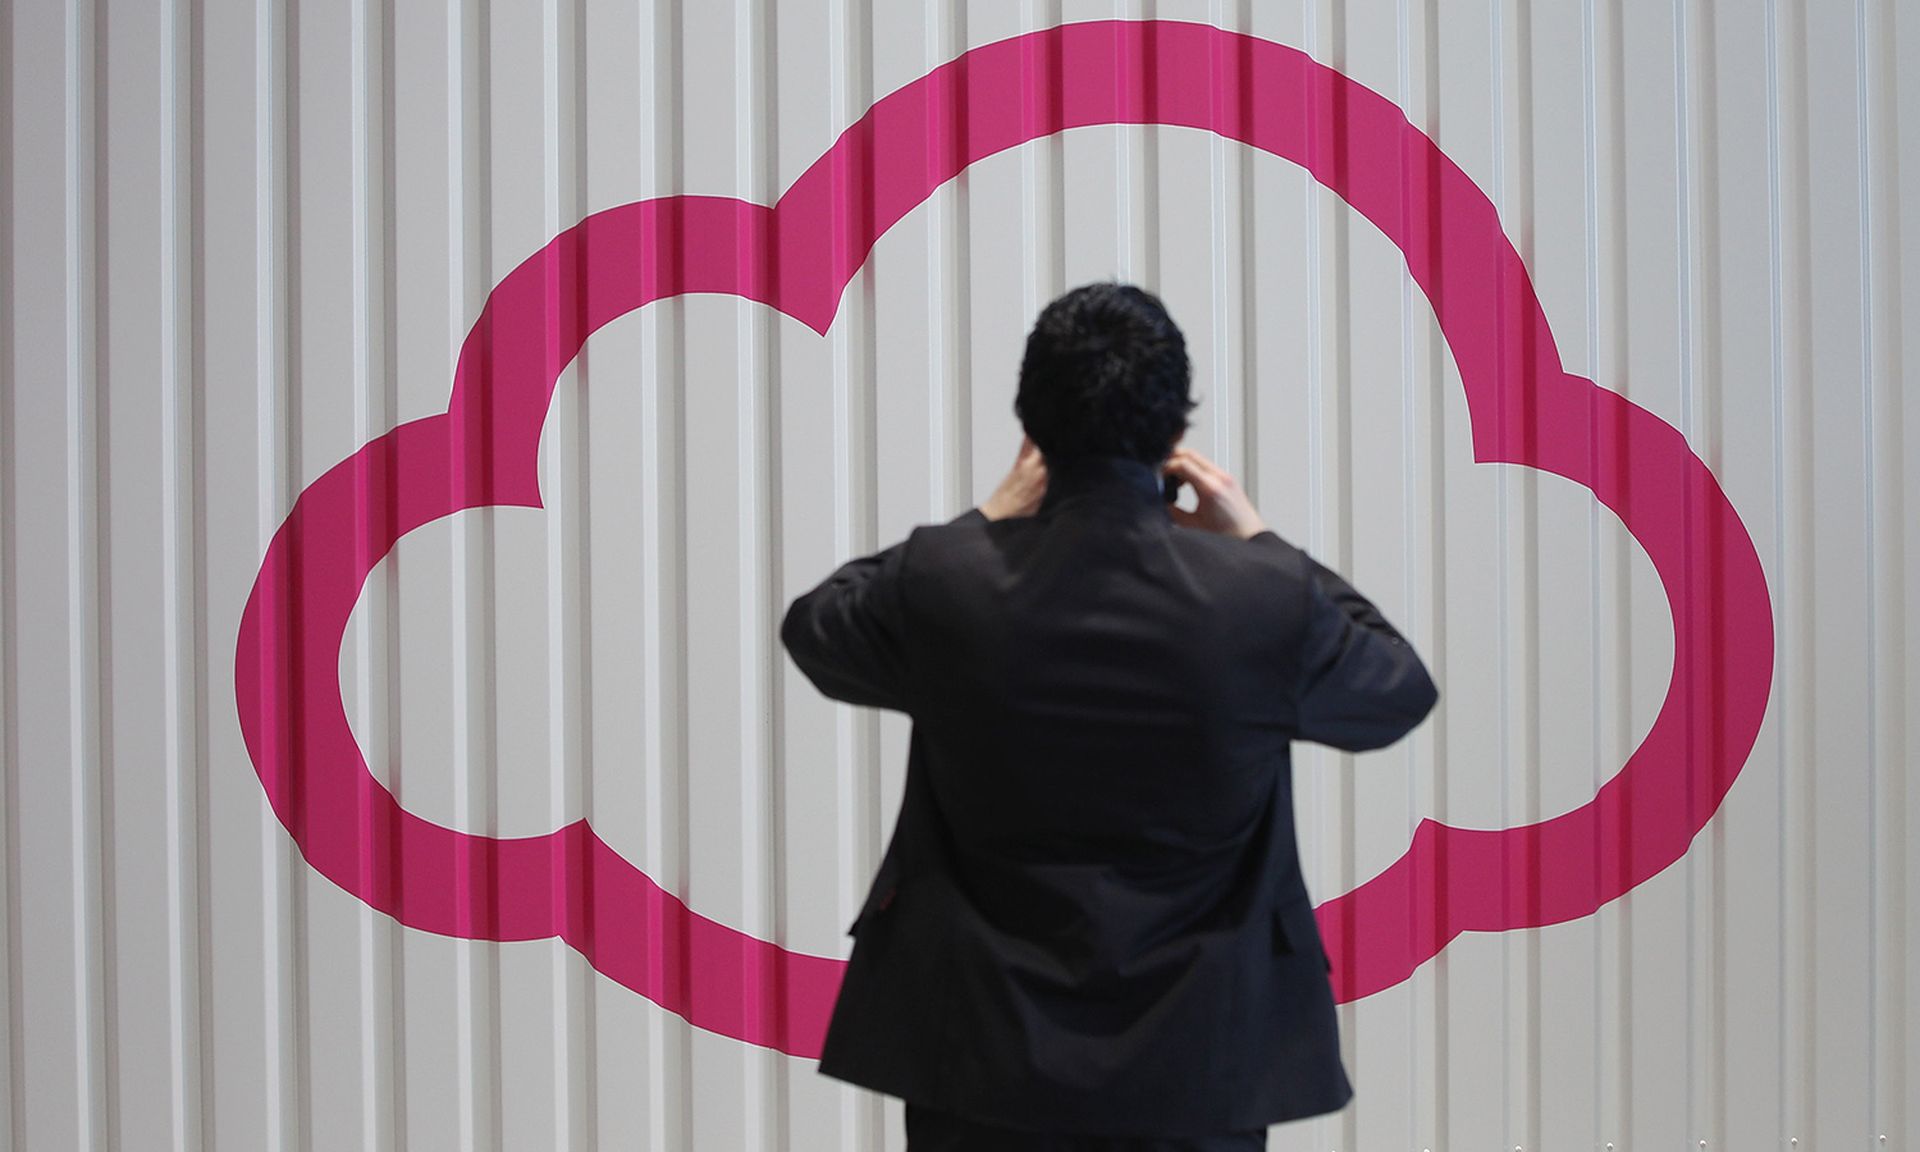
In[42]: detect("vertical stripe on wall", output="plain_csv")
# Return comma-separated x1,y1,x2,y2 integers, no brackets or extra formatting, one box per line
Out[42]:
0,0,21,1145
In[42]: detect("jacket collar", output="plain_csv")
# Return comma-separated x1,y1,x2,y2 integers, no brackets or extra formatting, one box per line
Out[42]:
1038,453,1169,520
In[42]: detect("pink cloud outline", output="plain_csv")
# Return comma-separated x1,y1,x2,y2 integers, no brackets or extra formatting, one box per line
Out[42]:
233,19,1774,1055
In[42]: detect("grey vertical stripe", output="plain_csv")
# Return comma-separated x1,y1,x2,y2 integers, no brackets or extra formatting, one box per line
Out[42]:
737,0,771,1145
1236,0,1258,501
349,0,404,1147
1487,0,1515,1145
1861,0,1909,1141
63,0,116,1147
0,0,21,1145
1395,9,1417,1152
954,0,976,515
1682,0,1732,1140
445,0,502,1147
1772,0,1818,1144
1762,0,1792,1144
252,0,309,1148
158,0,213,1148
1602,0,1634,1141
1579,1,1605,1141
632,1,670,1146
1853,0,1878,1134
744,2,783,1144
1670,0,1700,1143
540,0,596,1145
1418,0,1452,1144
832,0,879,1144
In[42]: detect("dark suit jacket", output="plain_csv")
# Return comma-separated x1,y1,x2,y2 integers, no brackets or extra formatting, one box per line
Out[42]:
780,453,1437,1137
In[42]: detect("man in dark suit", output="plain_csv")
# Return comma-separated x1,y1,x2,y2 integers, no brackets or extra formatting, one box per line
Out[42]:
781,283,1437,1150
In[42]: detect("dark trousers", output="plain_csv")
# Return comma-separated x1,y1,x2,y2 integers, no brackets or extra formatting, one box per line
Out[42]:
904,1103,1266,1152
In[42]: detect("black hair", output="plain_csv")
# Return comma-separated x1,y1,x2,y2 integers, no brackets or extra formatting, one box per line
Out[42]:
1014,282,1195,464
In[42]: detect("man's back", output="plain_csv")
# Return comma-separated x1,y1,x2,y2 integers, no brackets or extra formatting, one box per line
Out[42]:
782,453,1437,1137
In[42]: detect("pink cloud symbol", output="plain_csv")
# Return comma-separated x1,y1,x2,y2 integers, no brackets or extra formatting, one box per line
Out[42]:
234,19,1774,1056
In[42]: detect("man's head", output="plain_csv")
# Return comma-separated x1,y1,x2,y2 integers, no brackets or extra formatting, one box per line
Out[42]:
1014,282,1195,465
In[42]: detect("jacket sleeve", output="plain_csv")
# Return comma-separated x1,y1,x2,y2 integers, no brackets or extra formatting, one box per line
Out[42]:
780,536,917,713
1284,548,1439,751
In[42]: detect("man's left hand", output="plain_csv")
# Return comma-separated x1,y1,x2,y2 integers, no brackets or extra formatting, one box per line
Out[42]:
980,435,1049,520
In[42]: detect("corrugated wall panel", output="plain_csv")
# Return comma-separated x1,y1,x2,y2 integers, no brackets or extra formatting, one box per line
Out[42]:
3,3,1915,1150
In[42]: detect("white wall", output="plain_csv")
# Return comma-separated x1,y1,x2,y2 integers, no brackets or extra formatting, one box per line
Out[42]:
3,1,1916,1150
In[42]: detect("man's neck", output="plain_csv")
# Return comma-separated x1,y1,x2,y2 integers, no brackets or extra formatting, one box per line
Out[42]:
1038,453,1167,517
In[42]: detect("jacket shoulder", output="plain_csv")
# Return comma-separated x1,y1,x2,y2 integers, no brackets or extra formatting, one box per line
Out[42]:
1171,523,1315,589
1237,528,1314,578
899,507,1010,568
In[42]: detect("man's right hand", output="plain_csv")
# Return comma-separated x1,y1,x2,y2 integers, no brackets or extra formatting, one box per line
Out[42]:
1160,447,1268,540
